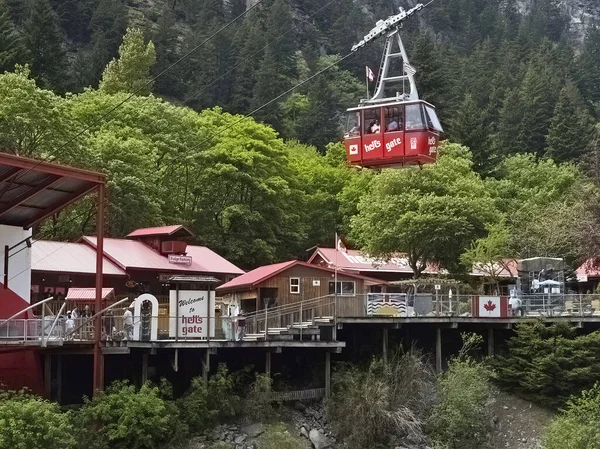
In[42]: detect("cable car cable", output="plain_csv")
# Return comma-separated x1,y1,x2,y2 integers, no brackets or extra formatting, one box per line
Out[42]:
183,0,340,106
2,0,265,191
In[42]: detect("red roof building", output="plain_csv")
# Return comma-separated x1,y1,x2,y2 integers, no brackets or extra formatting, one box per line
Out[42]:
307,247,517,293
31,226,244,303
217,260,385,314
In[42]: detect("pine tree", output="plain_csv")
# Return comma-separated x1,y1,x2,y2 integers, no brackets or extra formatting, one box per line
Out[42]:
0,0,26,73
152,8,182,98
24,0,67,91
231,16,265,113
573,25,600,108
251,45,286,128
100,28,156,95
450,93,494,174
546,82,595,164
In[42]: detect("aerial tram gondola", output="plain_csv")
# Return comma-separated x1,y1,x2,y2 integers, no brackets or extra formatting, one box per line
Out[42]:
343,4,444,168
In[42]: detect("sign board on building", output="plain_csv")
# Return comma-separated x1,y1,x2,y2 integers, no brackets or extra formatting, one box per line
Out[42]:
169,290,216,338
313,280,321,286
168,254,192,265
434,284,441,290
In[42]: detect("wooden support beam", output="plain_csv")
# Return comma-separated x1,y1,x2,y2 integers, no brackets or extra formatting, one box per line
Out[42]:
436,328,442,373
487,327,494,357
202,350,210,386
325,352,331,400
56,355,62,404
382,328,388,365
44,353,51,400
141,353,148,384
265,351,271,388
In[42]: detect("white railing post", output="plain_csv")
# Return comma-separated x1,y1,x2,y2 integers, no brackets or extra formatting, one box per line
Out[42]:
265,306,268,340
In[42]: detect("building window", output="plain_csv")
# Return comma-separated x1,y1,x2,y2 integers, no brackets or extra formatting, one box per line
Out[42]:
290,278,300,294
329,281,356,295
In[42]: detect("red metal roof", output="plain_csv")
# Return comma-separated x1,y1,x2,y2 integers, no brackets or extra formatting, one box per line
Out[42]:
308,248,516,278
32,241,126,276
0,152,105,229
82,236,244,275
66,288,115,301
217,260,385,292
126,225,194,238
577,259,600,282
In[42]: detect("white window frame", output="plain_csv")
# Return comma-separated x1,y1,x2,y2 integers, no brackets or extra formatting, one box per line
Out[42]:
290,277,300,294
329,281,356,296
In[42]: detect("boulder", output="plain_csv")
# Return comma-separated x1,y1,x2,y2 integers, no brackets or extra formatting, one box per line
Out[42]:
299,426,310,439
241,423,265,438
309,429,332,449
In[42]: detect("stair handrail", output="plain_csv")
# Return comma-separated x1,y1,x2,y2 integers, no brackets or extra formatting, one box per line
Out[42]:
42,301,67,347
0,296,55,329
69,297,131,339
243,294,335,320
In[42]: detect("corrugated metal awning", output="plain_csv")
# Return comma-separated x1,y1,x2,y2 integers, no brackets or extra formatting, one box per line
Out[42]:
66,288,115,301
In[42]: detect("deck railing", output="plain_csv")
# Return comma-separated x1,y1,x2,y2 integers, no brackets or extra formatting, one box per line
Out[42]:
3,293,600,346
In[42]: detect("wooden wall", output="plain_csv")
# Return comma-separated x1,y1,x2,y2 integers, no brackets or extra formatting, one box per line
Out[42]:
256,265,370,308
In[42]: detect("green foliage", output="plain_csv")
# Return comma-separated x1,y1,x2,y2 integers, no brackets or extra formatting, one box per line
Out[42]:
427,333,492,449
461,221,514,293
100,28,156,95
23,0,66,91
327,349,435,449
0,66,80,161
543,383,600,449
351,143,498,277
255,423,306,449
0,0,26,73
244,373,276,423
75,381,180,449
546,82,595,164
177,364,241,433
494,322,600,407
0,390,76,449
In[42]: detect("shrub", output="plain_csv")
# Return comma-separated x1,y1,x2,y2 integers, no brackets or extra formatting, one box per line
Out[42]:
327,347,435,449
255,423,306,449
177,364,241,433
494,321,600,407
427,333,492,449
243,373,276,423
0,391,76,449
75,381,179,449
543,383,600,449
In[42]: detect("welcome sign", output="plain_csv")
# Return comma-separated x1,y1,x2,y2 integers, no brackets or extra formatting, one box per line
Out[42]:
169,290,216,338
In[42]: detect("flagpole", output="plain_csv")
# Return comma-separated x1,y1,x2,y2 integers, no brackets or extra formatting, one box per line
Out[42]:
365,68,369,99
334,233,338,339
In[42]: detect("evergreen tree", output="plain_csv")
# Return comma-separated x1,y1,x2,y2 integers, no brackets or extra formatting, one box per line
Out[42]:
230,11,265,113
546,82,595,164
251,45,287,129
5,0,28,25
450,93,494,174
24,0,67,91
512,46,562,156
0,0,26,73
49,0,96,43
100,28,157,95
152,8,181,98
573,25,600,108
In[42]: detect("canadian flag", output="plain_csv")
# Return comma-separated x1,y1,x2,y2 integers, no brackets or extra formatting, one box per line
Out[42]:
336,234,347,253
366,66,375,82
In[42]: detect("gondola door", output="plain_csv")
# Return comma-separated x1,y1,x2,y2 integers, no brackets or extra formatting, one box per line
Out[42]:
361,107,384,164
383,105,404,163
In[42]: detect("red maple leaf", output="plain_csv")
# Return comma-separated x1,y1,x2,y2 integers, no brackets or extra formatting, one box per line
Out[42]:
483,300,496,312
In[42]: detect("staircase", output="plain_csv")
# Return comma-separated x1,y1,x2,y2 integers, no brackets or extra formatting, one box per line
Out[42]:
242,295,336,342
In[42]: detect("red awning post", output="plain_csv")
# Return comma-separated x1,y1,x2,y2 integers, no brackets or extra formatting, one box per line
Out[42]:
93,184,105,394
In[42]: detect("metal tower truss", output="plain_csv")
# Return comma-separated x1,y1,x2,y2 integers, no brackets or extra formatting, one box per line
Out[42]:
370,32,418,103
351,4,424,104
